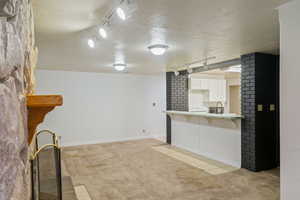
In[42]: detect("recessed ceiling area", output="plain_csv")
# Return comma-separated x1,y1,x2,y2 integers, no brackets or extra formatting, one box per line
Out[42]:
33,0,289,74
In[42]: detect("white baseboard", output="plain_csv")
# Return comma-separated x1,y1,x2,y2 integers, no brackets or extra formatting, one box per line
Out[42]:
61,135,165,147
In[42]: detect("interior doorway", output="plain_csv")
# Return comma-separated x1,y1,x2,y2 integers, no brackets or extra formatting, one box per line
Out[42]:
229,85,241,115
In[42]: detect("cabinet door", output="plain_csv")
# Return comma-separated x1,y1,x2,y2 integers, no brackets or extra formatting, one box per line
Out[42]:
190,78,201,90
208,79,218,101
218,80,227,102
208,79,227,102
201,79,210,90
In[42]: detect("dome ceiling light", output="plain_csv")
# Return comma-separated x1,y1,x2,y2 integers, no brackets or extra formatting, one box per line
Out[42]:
148,44,169,56
114,63,127,71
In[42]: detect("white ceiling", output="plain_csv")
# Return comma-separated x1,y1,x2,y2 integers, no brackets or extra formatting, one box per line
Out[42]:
33,0,289,74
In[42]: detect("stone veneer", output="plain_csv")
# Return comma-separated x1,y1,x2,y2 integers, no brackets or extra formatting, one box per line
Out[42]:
0,0,37,199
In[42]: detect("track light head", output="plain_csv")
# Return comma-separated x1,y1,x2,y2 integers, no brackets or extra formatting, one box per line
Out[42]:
116,7,126,20
99,28,107,39
88,39,95,48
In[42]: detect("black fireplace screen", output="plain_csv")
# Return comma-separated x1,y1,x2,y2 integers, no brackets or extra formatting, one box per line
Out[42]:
31,130,62,200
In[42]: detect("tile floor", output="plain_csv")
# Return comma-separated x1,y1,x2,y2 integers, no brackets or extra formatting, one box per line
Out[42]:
152,146,237,175
61,139,280,200
74,185,92,200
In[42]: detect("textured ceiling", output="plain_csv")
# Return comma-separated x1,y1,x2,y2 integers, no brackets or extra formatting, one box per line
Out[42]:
33,0,289,74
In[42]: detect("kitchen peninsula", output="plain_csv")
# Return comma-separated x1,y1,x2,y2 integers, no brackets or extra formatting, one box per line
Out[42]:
166,110,242,167
166,65,243,168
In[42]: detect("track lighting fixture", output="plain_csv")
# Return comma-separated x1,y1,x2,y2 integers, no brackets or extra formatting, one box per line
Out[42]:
225,64,241,72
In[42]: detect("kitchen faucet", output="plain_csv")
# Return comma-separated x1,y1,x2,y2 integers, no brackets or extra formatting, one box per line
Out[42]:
216,101,224,114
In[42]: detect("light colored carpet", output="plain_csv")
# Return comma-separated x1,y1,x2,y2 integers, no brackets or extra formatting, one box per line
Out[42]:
62,139,279,200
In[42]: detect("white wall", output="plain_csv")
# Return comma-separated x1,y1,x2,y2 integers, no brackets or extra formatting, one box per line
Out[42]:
35,70,166,146
279,1,300,199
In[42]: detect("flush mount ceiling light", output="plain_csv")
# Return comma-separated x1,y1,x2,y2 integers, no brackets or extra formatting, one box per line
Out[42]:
99,27,107,39
114,63,127,71
148,44,169,56
88,39,95,48
116,7,126,20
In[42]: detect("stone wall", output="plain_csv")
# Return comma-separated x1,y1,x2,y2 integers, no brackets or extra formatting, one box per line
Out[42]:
0,0,36,199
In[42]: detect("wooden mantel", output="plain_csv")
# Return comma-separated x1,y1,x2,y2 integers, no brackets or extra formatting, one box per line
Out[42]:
27,95,63,144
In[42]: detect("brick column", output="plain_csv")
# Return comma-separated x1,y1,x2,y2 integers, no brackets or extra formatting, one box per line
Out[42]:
166,71,189,144
241,53,257,171
241,53,279,172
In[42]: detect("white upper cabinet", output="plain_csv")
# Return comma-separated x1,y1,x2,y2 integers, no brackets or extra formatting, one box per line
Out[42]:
190,78,226,102
190,78,202,90
212,79,226,102
190,78,210,90
201,79,210,90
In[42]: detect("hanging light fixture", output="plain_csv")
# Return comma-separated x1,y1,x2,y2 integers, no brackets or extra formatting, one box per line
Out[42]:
114,63,126,71
99,27,107,39
116,7,126,20
148,44,169,56
88,39,95,48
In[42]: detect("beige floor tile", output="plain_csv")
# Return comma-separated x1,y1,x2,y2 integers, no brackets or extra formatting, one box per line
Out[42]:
153,146,226,172
74,185,92,200
205,168,229,175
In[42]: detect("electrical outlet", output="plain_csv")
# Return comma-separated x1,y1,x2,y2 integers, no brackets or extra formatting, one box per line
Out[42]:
141,129,150,136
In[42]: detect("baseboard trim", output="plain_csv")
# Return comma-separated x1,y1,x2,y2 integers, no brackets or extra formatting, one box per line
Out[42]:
61,135,165,147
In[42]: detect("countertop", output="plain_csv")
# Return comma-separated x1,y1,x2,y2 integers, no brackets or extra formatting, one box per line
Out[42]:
165,110,243,120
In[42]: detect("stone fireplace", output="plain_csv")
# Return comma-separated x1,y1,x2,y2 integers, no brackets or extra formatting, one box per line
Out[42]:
0,0,37,199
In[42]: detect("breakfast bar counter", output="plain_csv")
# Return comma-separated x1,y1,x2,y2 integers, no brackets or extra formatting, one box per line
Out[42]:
166,111,242,120
166,110,242,167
